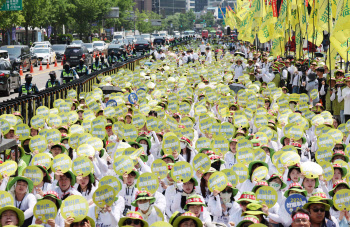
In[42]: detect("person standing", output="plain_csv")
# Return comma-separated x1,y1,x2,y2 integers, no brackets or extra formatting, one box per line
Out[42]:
339,75,350,122
19,74,39,97
45,71,60,88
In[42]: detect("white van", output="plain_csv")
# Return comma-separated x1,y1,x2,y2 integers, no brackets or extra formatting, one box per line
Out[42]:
0,50,10,62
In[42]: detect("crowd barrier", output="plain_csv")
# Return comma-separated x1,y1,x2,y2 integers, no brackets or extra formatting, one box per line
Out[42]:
0,55,147,124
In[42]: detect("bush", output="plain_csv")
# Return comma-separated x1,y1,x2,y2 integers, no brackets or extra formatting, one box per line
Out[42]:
92,37,100,42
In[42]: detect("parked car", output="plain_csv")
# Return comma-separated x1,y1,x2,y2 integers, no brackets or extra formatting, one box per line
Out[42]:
52,44,67,61
134,39,150,51
0,50,10,62
63,45,93,67
0,60,21,96
0,45,32,71
107,44,123,56
71,40,84,45
93,41,108,56
82,43,96,55
30,42,46,52
33,48,56,65
153,36,165,45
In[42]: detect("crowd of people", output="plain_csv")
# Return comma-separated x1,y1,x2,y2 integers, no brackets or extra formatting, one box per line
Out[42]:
0,37,349,227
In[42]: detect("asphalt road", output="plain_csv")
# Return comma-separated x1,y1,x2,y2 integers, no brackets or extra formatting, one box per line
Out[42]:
0,63,63,102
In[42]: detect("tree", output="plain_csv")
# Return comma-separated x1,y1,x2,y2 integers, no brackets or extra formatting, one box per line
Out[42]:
135,10,162,33
0,11,24,44
198,12,215,27
178,10,196,31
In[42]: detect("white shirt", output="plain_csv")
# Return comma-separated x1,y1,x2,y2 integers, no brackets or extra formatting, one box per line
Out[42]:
340,86,350,114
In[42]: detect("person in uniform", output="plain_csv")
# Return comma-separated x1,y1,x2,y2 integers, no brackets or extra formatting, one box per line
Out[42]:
108,51,117,65
45,71,60,88
75,58,89,76
91,56,101,72
60,63,78,84
19,74,39,97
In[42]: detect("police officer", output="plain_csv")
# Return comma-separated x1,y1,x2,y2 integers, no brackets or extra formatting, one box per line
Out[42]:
91,56,101,72
100,56,109,69
60,63,78,84
19,74,39,97
45,71,60,88
108,51,117,65
75,58,89,76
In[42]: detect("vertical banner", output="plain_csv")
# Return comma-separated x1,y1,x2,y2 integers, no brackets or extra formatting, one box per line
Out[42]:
47,26,52,38
295,24,302,59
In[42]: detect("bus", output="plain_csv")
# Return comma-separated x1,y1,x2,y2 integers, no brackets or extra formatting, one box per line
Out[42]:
184,30,195,36
216,30,223,37
202,30,208,38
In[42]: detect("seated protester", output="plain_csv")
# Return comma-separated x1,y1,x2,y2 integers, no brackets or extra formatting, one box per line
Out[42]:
212,183,239,226
224,138,238,168
128,142,151,174
277,183,308,226
172,211,203,227
49,143,66,158
267,174,287,205
229,192,259,225
6,177,36,227
307,193,340,226
171,177,203,213
6,146,27,176
242,203,270,226
149,131,163,160
322,164,347,193
52,170,82,200
75,173,97,206
209,155,225,171
136,136,155,166
87,193,125,227
301,175,323,199
119,169,140,215
19,137,34,166
179,137,197,164
131,191,163,225
164,165,177,218
330,150,349,163
64,216,94,227
260,144,278,176
32,191,65,227
251,181,280,224
162,154,175,164
291,208,311,227
118,211,149,227
303,196,336,227
236,215,261,227
283,163,302,188
0,205,25,227
237,161,269,193
32,165,52,199
198,168,216,204
184,195,213,225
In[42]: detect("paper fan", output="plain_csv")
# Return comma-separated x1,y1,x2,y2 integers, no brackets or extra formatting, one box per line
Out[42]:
300,162,323,178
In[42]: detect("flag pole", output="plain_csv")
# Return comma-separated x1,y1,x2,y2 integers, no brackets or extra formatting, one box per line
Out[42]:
327,0,332,114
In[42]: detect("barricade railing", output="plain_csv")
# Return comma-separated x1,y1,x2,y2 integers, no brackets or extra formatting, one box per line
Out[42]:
0,55,148,124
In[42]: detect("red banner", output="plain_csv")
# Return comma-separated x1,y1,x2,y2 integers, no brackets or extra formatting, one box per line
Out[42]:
272,0,278,17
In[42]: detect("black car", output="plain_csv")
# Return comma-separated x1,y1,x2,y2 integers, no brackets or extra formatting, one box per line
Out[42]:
0,45,34,71
153,36,165,45
107,44,123,56
0,60,21,96
52,44,67,61
134,39,150,51
63,45,93,67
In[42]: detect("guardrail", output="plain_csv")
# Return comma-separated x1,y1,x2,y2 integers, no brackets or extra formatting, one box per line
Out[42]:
0,55,147,124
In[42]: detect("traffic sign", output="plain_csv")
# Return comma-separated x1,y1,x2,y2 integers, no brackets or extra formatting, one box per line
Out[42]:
151,19,162,26
0,0,22,11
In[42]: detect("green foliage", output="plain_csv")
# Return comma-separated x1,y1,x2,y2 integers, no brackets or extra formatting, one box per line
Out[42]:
135,9,162,33
198,12,215,27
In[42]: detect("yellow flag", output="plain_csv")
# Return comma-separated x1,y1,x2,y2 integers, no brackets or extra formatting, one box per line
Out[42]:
331,0,350,45
330,37,350,60
298,4,308,37
295,24,302,59
317,0,332,32
326,43,339,70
